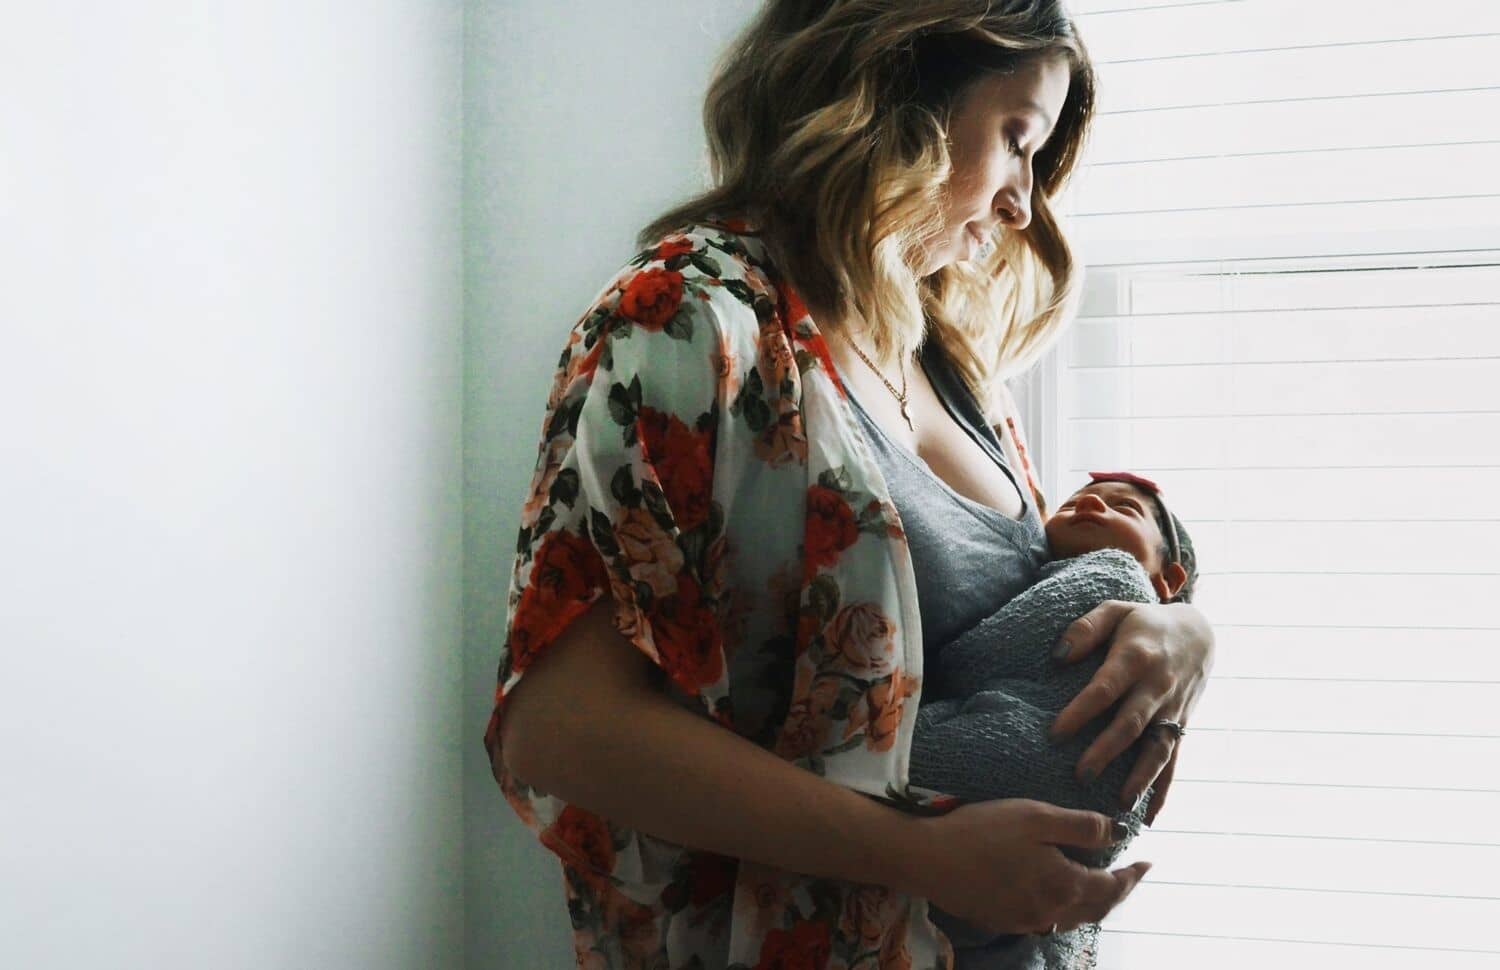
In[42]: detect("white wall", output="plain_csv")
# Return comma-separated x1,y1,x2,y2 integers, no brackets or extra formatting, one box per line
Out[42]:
462,1,757,966
1,4,466,968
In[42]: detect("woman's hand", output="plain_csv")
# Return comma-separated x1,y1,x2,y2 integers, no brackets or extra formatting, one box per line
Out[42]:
914,798,1152,936
1047,602,1215,825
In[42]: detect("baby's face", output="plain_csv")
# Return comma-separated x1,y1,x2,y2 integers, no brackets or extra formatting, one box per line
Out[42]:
1044,481,1167,574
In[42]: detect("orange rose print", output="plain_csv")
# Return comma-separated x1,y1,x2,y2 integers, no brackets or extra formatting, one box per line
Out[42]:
616,505,685,599
773,660,841,760
753,414,809,467
825,602,896,675
845,668,918,753
715,330,741,402
877,907,914,970
619,267,685,331
604,567,648,655
757,325,797,395
840,885,900,954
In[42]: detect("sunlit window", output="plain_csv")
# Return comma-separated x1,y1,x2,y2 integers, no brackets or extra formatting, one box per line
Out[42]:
1017,1,1500,966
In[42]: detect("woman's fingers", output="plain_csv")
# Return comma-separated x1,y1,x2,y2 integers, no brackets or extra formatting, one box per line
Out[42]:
1117,724,1178,811
1142,743,1180,826
1049,601,1136,741
1051,599,1133,666
1030,807,1153,930
1072,686,1165,784
1056,860,1153,932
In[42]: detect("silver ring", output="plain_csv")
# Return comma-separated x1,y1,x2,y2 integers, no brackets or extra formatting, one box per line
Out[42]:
1149,718,1186,740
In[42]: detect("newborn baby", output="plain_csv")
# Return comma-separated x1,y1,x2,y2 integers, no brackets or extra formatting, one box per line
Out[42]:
912,471,1199,969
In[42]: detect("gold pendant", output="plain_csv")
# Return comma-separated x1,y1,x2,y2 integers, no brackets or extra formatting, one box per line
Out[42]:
900,400,914,432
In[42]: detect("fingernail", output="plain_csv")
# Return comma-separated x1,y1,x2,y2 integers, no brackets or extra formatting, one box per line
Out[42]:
1111,820,1128,842
1050,639,1071,663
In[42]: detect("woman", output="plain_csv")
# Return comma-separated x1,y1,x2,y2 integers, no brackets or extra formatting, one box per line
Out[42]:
484,2,1216,967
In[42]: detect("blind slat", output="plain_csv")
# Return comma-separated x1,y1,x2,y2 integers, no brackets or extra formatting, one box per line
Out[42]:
1152,769,1500,842
1090,89,1500,163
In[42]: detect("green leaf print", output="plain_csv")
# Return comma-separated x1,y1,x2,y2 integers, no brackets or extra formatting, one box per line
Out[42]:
609,465,641,508
607,377,642,428
687,252,722,278
565,396,586,438
720,277,757,308
607,384,634,427
678,526,706,575
664,306,695,341
817,465,854,493
808,573,841,621
641,479,674,531
732,367,771,433
550,468,581,508
589,507,620,558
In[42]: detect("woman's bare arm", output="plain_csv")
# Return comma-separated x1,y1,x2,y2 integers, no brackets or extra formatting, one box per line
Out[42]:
497,597,928,894
497,598,1150,936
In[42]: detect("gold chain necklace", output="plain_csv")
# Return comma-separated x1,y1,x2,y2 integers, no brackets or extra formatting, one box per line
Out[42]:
835,329,914,432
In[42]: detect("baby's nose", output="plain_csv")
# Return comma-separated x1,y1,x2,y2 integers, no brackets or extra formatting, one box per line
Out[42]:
1075,494,1108,514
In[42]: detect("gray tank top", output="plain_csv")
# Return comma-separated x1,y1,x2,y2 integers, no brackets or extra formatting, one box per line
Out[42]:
846,340,1055,968
843,340,1050,682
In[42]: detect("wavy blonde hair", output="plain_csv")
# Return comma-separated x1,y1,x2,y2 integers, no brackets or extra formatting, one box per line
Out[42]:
639,0,1097,413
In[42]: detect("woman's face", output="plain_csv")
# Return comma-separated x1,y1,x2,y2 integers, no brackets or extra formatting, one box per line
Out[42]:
916,54,1072,277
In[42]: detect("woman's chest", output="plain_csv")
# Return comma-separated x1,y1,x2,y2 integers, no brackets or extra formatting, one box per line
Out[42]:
830,343,1026,522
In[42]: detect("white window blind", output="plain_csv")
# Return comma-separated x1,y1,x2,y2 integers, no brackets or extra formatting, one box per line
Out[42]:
1024,2,1500,967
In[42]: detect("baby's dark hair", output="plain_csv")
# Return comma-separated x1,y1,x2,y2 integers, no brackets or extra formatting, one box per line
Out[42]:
1144,494,1197,605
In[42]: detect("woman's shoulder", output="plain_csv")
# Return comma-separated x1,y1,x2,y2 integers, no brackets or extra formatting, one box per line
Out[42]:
624,218,790,343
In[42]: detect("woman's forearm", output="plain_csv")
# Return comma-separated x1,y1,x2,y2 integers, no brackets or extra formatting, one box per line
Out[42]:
499,604,932,897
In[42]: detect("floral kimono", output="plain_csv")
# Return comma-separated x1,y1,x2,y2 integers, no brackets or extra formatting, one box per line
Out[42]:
483,216,1049,970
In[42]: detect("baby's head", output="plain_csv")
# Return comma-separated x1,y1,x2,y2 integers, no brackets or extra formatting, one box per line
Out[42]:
1044,471,1198,604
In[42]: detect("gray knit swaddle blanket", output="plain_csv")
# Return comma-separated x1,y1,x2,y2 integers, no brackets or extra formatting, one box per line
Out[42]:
910,548,1163,970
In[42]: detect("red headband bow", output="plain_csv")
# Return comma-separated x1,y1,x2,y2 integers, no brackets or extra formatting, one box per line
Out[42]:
1088,470,1161,494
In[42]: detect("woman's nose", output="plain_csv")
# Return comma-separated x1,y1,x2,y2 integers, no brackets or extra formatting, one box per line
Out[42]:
996,193,1030,231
